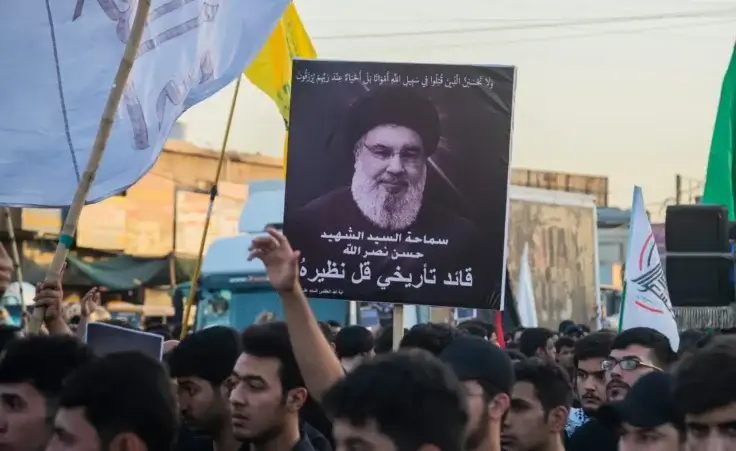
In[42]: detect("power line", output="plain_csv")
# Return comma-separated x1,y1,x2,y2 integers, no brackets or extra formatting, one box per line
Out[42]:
387,16,734,50
312,7,736,40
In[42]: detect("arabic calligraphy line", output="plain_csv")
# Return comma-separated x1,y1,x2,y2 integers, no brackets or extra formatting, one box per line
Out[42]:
294,69,494,90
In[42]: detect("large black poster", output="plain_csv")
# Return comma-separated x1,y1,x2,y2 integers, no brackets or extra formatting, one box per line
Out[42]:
284,59,516,309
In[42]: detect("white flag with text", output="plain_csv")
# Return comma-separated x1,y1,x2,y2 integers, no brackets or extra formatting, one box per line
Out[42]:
0,0,289,207
621,186,679,351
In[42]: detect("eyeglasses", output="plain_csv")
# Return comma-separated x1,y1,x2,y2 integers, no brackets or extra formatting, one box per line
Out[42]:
601,357,662,372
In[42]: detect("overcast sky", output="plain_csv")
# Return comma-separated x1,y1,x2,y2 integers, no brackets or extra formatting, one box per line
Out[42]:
178,0,736,214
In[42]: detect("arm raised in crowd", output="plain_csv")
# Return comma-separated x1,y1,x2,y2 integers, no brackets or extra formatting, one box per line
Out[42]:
248,228,344,402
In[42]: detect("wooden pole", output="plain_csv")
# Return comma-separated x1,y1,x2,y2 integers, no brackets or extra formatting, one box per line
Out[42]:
179,76,243,340
3,208,28,318
27,0,151,333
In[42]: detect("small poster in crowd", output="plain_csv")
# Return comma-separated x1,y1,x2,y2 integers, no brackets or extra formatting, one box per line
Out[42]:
283,59,516,309
85,322,164,361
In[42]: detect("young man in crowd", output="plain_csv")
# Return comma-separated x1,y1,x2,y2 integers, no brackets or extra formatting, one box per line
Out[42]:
246,228,501,451
168,326,242,451
554,336,576,380
501,358,571,451
0,335,94,451
230,321,331,451
598,371,685,451
604,327,673,402
334,325,374,373
518,328,556,361
323,349,467,451
566,330,616,436
440,336,513,451
673,335,736,449
47,351,178,451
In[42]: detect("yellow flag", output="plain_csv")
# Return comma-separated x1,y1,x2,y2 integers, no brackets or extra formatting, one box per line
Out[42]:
244,3,316,176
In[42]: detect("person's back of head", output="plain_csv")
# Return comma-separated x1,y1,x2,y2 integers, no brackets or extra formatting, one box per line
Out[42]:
458,320,495,341
317,321,336,344
673,335,736,448
558,320,575,334
612,327,674,370
323,349,467,451
677,329,706,360
399,322,463,356
518,327,555,359
50,351,177,451
335,325,374,360
457,322,487,339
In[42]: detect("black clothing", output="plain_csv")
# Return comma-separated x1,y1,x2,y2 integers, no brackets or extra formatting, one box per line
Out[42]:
286,187,494,308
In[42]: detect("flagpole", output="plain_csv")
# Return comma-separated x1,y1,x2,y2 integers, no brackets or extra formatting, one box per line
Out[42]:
3,208,28,319
27,0,151,334
179,76,243,340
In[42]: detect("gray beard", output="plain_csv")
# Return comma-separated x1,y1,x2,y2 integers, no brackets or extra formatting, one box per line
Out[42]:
350,162,426,231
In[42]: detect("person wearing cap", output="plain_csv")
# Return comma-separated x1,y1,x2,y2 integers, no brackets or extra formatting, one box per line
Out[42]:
439,336,513,451
598,371,685,451
287,86,485,301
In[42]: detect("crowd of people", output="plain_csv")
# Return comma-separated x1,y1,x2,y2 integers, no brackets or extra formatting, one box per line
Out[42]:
0,228,734,451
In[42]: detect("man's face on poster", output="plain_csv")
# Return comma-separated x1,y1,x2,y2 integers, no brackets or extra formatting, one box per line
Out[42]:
351,124,428,230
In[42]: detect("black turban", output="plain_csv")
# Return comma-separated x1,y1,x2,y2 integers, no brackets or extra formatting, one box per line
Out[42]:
345,87,440,155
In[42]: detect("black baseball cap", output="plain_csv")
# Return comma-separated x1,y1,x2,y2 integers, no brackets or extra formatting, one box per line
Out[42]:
598,371,683,430
439,336,514,394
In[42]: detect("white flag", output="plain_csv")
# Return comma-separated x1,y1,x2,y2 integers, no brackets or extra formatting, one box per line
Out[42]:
516,243,539,327
621,186,679,351
0,0,289,207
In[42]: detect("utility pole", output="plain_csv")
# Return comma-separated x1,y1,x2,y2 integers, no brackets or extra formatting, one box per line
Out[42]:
675,174,682,205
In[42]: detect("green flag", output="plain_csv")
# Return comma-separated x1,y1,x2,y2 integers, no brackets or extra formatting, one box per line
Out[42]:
702,43,736,219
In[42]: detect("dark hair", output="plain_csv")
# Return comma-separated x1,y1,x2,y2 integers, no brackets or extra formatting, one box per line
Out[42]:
168,326,241,385
558,320,575,334
399,323,464,356
518,328,554,358
374,326,408,355
573,330,615,368
673,335,736,415
323,349,467,451
317,321,335,343
458,324,487,339
335,325,374,359
240,321,305,391
506,349,527,362
326,320,341,328
514,358,573,414
612,327,674,369
0,335,94,399
458,320,495,339
554,336,576,353
678,329,706,359
59,351,177,451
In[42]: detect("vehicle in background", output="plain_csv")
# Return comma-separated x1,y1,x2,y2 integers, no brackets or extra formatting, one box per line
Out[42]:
106,301,175,329
178,232,349,332
505,186,600,329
